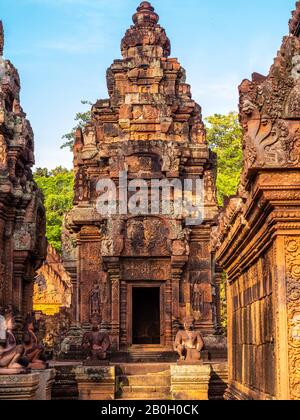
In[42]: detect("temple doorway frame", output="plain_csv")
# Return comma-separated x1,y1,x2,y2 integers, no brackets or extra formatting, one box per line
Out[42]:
127,282,166,348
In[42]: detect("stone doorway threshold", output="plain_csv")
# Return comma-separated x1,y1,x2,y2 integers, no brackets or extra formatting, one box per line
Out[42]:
111,346,178,363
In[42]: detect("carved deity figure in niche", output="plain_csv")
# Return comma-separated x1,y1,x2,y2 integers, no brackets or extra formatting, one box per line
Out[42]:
75,168,90,202
0,313,27,374
174,317,204,363
82,316,111,362
83,123,97,148
101,236,114,256
22,314,47,370
285,54,300,119
192,283,204,321
90,283,101,318
204,171,216,204
161,143,180,173
288,128,300,164
127,218,170,255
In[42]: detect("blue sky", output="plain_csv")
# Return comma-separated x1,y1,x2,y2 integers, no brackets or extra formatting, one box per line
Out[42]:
0,0,296,169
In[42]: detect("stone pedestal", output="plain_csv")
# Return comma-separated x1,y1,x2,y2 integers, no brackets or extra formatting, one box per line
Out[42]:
0,374,40,400
36,369,56,400
170,364,211,400
75,366,115,400
51,365,80,401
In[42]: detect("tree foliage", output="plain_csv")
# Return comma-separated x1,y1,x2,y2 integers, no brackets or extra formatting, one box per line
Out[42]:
205,112,243,206
61,100,92,151
34,167,74,253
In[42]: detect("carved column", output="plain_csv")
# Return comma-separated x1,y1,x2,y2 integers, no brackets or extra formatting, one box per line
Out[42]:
120,280,128,349
78,226,101,323
189,226,215,334
213,265,224,331
104,257,120,351
165,279,173,348
68,267,79,322
23,277,34,316
171,256,188,340
12,252,27,313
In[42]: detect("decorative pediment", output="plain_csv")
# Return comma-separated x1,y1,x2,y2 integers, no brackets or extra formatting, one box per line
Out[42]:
239,30,300,174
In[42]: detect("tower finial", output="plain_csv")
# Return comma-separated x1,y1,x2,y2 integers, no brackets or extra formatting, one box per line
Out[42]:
289,1,300,36
0,21,4,56
122,2,170,58
132,1,159,26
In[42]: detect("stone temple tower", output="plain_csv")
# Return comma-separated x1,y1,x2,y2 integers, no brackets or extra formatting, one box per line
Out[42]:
64,2,223,355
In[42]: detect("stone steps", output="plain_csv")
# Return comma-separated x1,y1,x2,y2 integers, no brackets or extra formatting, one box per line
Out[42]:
122,385,170,394
118,397,168,401
116,363,171,376
116,363,171,400
118,373,171,387
111,349,177,364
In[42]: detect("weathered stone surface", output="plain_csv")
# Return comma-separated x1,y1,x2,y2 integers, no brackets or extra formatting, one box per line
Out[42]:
64,1,222,356
0,373,40,400
0,21,46,317
35,369,56,400
116,363,170,400
170,364,211,400
213,2,300,401
208,363,228,401
51,364,80,401
34,245,72,316
75,366,115,400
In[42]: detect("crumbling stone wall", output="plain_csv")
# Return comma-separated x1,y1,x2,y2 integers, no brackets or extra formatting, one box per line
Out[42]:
34,245,72,316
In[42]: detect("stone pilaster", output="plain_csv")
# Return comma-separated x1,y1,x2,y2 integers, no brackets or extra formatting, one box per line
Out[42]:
104,257,120,351
36,369,56,401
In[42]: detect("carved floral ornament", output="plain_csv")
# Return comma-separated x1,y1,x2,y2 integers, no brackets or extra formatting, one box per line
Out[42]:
285,238,300,399
286,239,300,281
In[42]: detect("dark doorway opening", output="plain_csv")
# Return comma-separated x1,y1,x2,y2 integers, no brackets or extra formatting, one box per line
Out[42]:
132,287,160,345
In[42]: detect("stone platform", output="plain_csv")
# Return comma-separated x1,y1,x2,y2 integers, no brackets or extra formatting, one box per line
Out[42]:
36,369,56,400
171,364,211,400
116,363,171,400
0,373,40,400
75,366,115,400
50,361,228,400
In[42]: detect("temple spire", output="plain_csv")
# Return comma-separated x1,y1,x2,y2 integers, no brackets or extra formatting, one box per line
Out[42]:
121,2,170,59
132,1,159,26
289,1,300,36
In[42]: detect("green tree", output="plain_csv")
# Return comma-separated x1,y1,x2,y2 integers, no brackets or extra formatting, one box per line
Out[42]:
205,112,243,206
61,100,92,151
34,167,74,253
34,167,50,178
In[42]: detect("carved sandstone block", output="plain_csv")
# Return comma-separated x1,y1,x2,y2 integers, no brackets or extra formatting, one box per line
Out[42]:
35,369,56,401
170,364,211,400
75,366,115,400
0,373,40,400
